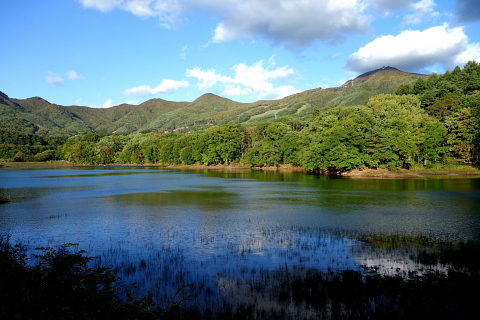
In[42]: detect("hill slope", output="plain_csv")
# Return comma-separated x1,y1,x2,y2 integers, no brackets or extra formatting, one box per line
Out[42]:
0,67,426,136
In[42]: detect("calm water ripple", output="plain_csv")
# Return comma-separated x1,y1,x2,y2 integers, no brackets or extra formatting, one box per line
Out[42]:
1,166,480,305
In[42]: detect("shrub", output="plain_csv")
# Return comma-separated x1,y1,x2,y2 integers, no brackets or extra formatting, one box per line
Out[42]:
34,149,56,162
0,237,182,319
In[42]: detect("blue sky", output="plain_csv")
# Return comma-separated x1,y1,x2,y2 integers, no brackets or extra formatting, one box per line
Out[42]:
1,0,479,108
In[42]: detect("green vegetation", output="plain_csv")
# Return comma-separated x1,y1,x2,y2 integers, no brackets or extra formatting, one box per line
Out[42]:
1,62,479,171
0,129,66,162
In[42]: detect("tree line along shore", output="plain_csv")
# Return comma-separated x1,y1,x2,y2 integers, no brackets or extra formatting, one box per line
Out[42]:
1,62,480,173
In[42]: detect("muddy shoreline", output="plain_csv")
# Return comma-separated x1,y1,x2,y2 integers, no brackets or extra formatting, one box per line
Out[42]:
340,167,480,179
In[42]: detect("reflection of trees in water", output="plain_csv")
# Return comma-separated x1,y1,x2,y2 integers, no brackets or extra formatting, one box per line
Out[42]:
108,189,238,212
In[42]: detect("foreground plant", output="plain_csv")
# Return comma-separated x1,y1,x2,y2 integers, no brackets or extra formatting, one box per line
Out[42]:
0,237,183,319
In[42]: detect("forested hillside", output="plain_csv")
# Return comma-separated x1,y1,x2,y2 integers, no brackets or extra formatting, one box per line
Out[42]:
1,63,479,171
0,67,425,137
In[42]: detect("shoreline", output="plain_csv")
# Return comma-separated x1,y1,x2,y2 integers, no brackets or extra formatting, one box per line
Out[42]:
2,161,479,178
340,167,480,179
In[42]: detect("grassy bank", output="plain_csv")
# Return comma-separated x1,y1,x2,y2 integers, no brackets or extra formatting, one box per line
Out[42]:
0,161,85,167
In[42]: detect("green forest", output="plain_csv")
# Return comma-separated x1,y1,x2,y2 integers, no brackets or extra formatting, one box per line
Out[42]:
1,62,479,171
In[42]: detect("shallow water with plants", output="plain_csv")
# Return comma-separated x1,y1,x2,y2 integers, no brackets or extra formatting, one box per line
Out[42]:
1,167,480,318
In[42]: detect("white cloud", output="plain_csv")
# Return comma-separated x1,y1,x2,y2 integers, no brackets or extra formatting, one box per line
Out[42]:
89,99,116,108
77,0,183,27
402,0,438,25
410,0,436,13
76,0,455,52
46,70,86,84
186,60,303,100
77,0,122,12
211,0,371,50
152,0,184,29
77,0,371,50
346,25,476,74
122,0,156,18
45,72,66,86
124,79,189,97
454,43,480,66
186,68,222,90
68,70,86,80
103,99,115,108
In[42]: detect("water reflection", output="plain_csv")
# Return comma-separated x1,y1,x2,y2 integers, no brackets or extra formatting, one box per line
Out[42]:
102,189,237,211
1,167,480,316
1,166,480,242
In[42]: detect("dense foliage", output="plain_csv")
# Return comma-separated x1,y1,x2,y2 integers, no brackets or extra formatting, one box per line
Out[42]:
0,129,66,162
1,62,479,170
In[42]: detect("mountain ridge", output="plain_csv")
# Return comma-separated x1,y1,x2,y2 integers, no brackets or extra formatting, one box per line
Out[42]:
0,67,427,136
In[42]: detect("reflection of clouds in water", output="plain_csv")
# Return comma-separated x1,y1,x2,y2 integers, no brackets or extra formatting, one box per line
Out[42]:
230,228,362,272
351,242,451,276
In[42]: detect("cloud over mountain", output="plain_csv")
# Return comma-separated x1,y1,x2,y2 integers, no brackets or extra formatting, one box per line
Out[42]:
124,79,190,97
186,60,303,100
346,25,480,73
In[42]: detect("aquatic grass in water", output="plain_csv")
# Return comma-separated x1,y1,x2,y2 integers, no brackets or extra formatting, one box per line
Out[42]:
89,227,360,308
4,226,480,319
72,227,480,319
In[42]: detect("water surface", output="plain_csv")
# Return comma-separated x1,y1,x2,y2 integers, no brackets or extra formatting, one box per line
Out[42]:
1,167,479,307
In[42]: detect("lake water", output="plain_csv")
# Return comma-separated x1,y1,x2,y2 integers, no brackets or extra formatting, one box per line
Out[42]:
1,166,480,309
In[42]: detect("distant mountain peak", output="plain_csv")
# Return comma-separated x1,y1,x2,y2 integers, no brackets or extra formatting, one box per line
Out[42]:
0,91,9,99
342,67,426,87
192,93,236,104
356,66,399,78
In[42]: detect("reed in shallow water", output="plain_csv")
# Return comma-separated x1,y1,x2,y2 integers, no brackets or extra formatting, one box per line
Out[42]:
2,229,479,319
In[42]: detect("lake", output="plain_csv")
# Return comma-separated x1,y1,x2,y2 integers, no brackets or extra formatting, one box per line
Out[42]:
1,166,480,315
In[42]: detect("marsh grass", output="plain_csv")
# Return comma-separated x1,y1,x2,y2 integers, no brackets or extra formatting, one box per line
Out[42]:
2,228,479,319
95,228,480,319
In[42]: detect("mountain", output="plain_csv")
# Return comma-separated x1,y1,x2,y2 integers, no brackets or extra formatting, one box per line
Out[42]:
341,66,425,86
0,67,427,136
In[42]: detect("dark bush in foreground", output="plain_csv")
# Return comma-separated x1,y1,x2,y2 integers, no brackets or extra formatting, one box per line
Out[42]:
0,238,181,319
